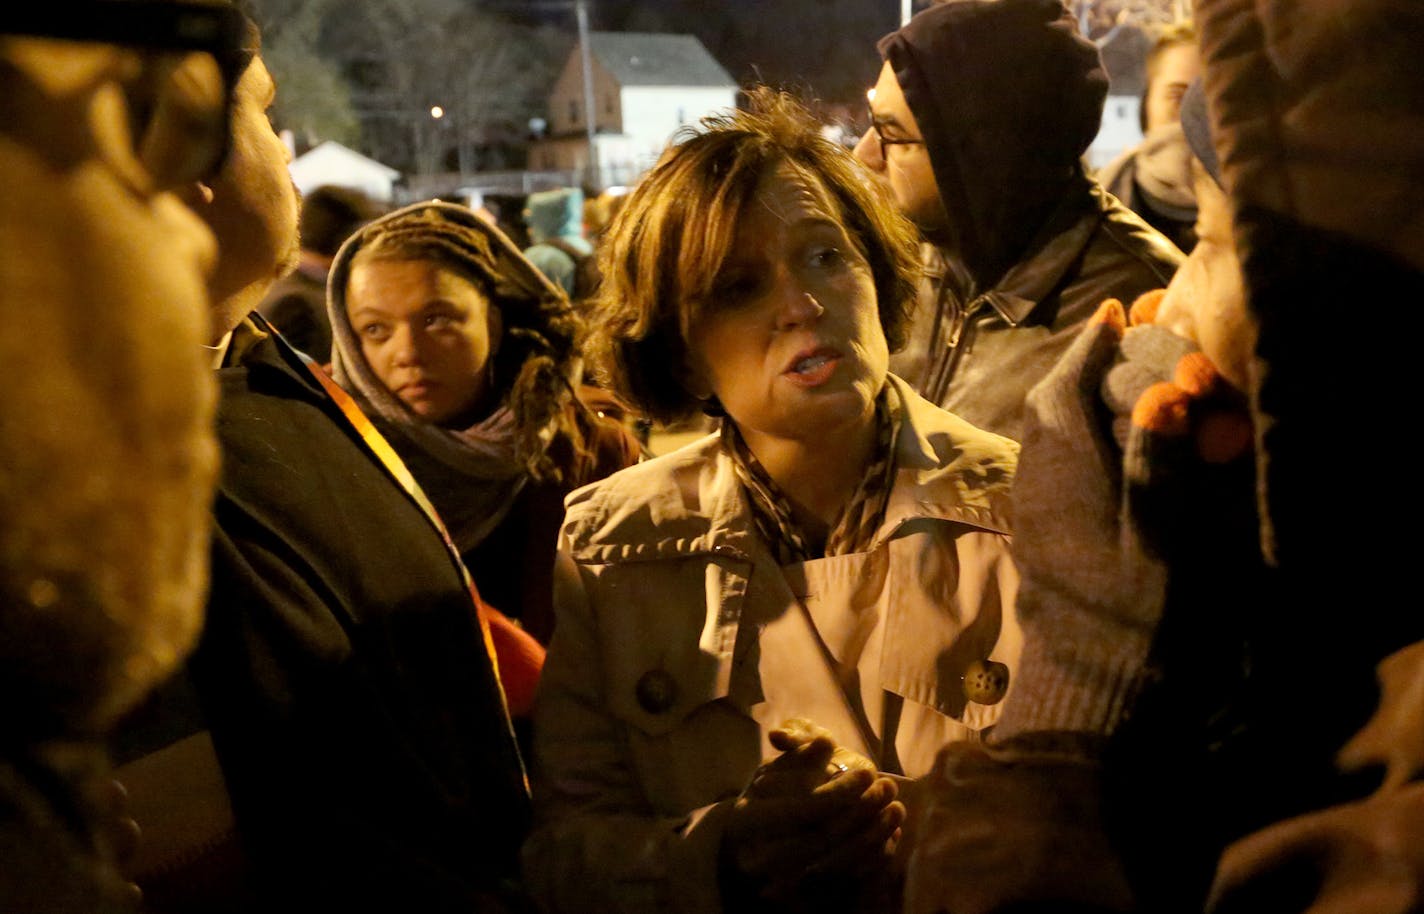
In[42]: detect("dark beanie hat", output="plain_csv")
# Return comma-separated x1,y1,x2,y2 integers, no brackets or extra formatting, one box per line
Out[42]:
1179,78,1222,187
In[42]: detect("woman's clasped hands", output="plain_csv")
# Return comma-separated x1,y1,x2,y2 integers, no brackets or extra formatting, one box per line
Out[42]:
721,718,906,908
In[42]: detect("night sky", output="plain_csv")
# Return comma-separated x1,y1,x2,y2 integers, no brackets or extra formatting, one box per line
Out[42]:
528,0,929,107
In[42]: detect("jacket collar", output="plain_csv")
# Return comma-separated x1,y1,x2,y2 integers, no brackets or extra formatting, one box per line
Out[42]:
873,375,1015,542
216,313,331,405
564,375,1015,564
967,176,1108,327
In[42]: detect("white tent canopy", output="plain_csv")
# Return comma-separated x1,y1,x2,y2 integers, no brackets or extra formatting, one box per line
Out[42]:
288,141,401,203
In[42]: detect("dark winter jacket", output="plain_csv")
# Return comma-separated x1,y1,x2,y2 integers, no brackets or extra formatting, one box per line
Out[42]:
197,323,532,912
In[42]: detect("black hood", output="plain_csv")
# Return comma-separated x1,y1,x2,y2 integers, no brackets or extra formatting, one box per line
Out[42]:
879,0,1107,291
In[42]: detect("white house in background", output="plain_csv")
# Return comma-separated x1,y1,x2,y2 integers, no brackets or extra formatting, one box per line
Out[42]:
529,32,737,189
1086,23,1150,169
288,141,401,203
1088,94,1143,169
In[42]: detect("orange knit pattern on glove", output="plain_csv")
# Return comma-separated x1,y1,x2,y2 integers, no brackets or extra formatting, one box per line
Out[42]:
1125,292,1252,465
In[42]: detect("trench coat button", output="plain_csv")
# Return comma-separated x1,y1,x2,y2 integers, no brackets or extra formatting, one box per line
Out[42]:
636,669,678,714
963,659,1009,705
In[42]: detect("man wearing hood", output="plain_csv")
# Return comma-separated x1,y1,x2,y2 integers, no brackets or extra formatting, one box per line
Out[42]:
522,186,594,300
854,0,1184,441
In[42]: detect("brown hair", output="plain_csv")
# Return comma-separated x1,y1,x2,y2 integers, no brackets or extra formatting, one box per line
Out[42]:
348,205,585,479
1140,20,1197,131
586,88,923,426
1145,20,1197,87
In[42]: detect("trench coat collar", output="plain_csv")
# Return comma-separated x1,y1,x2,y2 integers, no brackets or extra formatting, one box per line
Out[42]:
562,374,1016,564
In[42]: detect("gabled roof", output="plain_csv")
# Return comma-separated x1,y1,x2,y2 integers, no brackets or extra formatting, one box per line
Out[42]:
288,141,400,199
290,141,400,179
586,32,735,88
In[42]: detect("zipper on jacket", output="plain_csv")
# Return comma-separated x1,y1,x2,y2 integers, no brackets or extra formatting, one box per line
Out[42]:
930,295,986,405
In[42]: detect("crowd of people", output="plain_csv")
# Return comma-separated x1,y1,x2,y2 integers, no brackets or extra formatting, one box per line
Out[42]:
2,0,1422,913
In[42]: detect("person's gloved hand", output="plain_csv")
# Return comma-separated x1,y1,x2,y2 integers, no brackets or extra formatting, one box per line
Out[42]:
904,740,1134,914
991,297,1168,742
1102,291,1254,555
996,291,1255,744
721,718,904,910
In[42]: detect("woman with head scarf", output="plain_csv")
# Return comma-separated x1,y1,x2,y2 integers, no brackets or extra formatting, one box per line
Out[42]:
328,201,640,663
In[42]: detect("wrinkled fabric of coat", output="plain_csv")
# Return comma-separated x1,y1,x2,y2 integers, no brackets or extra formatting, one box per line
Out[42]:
524,377,1020,914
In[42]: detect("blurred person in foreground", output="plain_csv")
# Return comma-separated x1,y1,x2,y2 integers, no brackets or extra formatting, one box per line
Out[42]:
119,8,535,911
901,0,1424,909
905,96,1270,914
0,7,224,910
256,183,384,361
854,0,1182,441
327,201,640,647
523,89,1020,914
1097,21,1202,253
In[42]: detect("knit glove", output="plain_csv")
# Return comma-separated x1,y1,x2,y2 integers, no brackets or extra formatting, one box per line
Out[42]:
993,291,1252,742
1104,292,1254,558
990,296,1164,742
905,294,1258,914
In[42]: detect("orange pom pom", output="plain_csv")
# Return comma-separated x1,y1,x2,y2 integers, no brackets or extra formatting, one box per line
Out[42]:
1132,381,1192,436
1174,351,1221,398
1091,298,1128,334
1128,288,1166,326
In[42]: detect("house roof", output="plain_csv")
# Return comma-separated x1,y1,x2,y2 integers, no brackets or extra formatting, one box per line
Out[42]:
290,141,400,179
586,32,735,88
288,141,400,199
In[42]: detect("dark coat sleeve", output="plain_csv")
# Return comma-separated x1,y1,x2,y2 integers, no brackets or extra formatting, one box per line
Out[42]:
191,337,531,912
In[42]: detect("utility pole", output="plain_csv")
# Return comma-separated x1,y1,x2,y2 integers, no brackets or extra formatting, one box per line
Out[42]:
576,0,598,189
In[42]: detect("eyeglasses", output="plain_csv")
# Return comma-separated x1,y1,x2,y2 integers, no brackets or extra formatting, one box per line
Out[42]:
2,2,251,186
866,111,925,160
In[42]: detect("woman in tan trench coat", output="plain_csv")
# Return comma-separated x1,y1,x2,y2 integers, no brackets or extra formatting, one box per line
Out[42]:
523,91,1021,914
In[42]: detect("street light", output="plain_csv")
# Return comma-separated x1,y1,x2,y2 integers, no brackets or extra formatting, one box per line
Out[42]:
430,105,445,119
575,0,597,187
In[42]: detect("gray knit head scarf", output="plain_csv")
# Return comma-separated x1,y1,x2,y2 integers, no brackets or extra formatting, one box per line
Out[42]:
327,201,583,552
